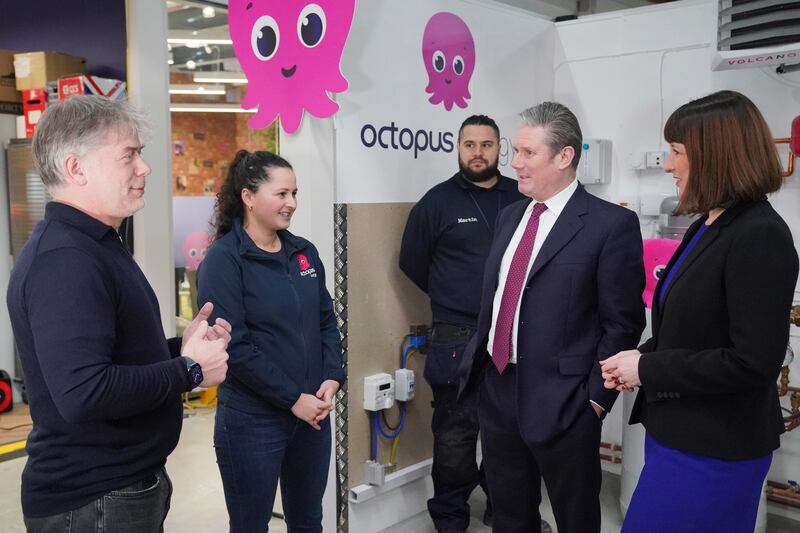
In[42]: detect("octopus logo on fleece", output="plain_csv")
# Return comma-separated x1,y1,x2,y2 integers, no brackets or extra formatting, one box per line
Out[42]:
229,0,355,133
422,12,476,111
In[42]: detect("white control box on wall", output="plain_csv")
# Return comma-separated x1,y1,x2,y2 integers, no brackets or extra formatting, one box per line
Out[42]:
578,139,612,185
363,373,395,411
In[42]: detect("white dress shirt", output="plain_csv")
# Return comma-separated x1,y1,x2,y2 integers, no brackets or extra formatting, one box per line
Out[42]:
487,179,578,364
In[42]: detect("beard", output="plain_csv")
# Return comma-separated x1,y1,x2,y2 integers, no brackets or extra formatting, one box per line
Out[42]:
459,156,499,184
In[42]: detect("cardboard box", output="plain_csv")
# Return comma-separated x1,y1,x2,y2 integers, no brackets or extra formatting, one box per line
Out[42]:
0,49,22,115
58,75,126,101
13,51,85,91
22,88,47,138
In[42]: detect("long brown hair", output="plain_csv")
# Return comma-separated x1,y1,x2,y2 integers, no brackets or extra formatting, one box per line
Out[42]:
664,90,783,214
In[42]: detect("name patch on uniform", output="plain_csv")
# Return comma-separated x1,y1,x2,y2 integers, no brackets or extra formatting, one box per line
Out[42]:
457,217,478,223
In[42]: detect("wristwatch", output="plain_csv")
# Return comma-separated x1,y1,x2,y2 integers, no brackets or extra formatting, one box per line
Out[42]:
184,356,204,388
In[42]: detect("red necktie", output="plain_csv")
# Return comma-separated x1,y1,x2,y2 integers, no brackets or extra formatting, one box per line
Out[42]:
491,202,548,374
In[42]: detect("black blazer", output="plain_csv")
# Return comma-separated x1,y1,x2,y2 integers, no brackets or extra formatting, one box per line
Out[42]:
631,199,798,460
459,185,646,444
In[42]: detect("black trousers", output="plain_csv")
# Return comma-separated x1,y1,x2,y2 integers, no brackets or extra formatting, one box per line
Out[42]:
478,364,602,533
428,383,489,531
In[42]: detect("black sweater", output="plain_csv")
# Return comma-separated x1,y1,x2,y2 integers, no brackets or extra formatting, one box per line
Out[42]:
7,202,191,517
399,173,524,326
197,220,344,414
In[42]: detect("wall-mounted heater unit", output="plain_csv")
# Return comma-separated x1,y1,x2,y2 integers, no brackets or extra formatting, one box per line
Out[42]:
712,0,800,71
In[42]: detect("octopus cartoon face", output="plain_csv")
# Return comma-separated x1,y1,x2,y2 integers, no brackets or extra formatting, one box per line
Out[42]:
297,253,311,271
422,12,476,111
183,231,213,272
642,239,681,308
229,0,355,133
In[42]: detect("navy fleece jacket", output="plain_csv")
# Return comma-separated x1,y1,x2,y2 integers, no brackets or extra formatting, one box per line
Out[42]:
197,219,345,413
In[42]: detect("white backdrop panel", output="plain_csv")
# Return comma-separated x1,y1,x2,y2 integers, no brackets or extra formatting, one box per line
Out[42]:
336,0,553,203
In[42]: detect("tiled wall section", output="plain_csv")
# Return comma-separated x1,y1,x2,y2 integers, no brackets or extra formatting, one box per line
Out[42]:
170,73,278,196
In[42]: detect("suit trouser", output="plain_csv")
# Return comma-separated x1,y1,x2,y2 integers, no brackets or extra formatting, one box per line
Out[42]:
478,363,602,533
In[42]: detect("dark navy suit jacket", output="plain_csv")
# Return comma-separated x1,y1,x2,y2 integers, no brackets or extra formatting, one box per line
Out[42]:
459,184,646,444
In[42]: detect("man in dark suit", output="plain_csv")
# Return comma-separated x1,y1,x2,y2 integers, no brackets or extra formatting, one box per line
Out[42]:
459,101,645,533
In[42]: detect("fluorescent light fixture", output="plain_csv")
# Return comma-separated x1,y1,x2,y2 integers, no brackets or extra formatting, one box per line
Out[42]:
170,104,255,113
169,84,226,95
168,38,233,46
193,72,248,85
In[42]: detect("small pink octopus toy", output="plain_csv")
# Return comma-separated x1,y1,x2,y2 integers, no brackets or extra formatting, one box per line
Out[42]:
642,238,681,308
229,0,355,133
183,231,212,272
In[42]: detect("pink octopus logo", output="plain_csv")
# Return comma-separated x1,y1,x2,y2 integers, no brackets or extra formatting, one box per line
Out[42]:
297,253,311,271
422,12,476,111
229,0,355,133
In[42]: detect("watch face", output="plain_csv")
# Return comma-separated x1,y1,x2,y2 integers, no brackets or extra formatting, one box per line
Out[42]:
189,364,204,387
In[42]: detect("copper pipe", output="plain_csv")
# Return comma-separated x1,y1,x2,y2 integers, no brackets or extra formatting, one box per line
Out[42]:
785,392,800,432
778,367,790,397
790,304,800,327
775,137,795,177
767,494,800,508
766,482,800,509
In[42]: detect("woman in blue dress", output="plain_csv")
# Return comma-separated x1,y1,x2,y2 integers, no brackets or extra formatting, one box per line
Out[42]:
601,90,798,532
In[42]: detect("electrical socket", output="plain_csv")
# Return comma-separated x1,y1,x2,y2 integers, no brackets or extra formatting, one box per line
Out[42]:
645,152,667,168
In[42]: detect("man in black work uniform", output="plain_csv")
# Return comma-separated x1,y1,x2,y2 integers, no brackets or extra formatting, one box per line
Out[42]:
400,115,525,533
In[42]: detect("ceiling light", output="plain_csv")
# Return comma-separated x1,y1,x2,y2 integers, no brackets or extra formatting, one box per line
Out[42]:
169,84,226,95
169,104,255,113
193,72,248,84
185,60,197,70
168,38,233,46
202,7,215,18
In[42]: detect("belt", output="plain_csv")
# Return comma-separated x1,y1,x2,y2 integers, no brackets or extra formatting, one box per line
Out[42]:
430,323,474,342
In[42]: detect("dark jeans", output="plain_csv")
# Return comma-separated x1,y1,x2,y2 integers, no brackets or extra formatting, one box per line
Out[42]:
214,402,331,533
23,467,172,533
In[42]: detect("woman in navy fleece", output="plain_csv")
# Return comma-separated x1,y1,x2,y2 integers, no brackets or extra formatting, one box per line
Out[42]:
198,150,345,533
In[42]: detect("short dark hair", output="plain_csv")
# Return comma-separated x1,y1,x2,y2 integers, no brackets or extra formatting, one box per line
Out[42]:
664,90,783,214
458,115,500,142
212,150,293,239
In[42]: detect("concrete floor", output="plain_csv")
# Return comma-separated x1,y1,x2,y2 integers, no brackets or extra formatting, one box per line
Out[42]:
2,409,799,532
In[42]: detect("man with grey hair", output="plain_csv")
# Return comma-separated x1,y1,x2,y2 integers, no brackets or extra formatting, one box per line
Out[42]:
458,101,645,532
7,95,231,532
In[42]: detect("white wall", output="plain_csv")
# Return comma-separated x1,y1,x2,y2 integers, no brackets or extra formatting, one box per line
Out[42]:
336,0,553,204
554,0,800,520
279,115,338,532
